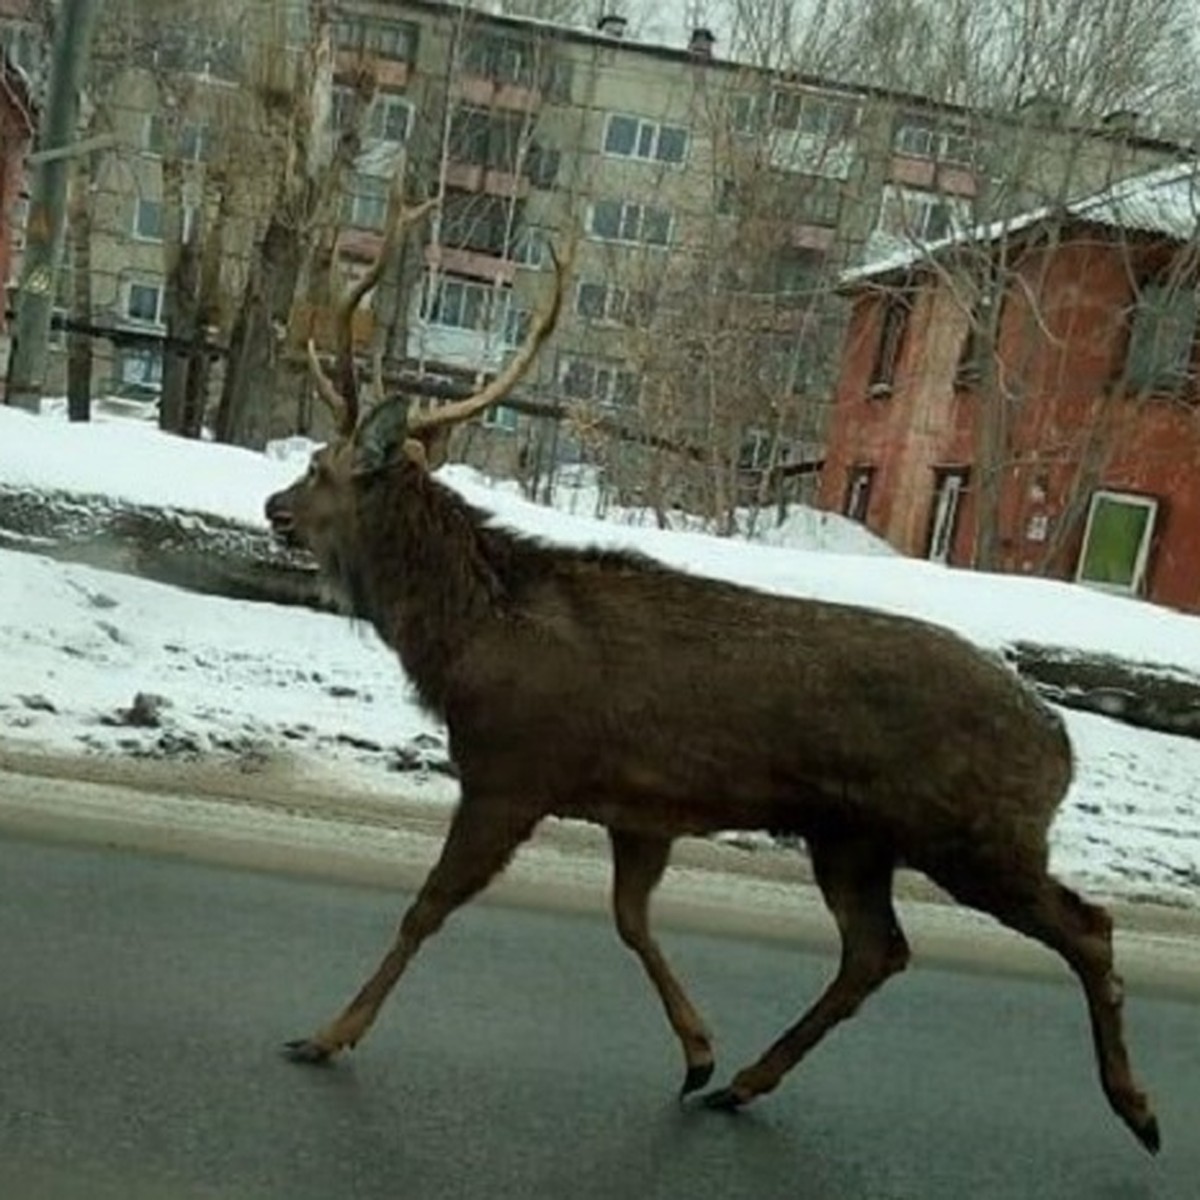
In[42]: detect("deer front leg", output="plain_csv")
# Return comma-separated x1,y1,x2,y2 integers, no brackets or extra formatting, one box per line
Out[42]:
609,829,715,1096
285,798,538,1064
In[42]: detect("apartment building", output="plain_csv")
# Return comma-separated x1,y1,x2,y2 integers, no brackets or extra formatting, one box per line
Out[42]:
0,2,1187,499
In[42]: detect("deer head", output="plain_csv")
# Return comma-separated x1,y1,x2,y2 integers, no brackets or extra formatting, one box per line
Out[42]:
265,182,568,568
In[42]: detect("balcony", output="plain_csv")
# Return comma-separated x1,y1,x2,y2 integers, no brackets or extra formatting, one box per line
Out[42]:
334,50,409,89
424,244,517,285
408,321,509,374
443,160,530,200
454,75,541,114
889,155,978,198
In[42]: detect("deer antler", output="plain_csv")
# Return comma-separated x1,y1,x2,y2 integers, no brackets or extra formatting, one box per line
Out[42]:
307,183,439,437
407,238,573,436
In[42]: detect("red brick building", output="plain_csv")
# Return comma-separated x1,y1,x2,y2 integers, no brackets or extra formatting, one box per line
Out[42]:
819,162,1200,613
0,49,33,330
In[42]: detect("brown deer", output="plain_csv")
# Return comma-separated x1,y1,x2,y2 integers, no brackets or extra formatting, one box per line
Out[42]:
264,203,1159,1154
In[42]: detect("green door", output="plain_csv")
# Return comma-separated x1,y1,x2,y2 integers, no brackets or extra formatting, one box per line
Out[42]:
1077,492,1157,592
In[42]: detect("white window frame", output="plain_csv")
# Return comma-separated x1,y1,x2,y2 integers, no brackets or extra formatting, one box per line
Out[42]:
423,274,513,336
125,280,166,326
893,119,974,166
876,185,971,244
576,280,636,325
132,198,197,243
507,226,548,268
143,115,211,161
118,347,164,393
342,173,390,231
602,113,689,166
586,200,673,248
1075,491,1158,595
334,15,415,62
481,404,519,432
558,354,639,411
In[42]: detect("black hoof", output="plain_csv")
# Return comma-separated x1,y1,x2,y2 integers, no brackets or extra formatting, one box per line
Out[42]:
699,1086,746,1113
680,1062,716,1098
283,1038,334,1065
1135,1115,1161,1155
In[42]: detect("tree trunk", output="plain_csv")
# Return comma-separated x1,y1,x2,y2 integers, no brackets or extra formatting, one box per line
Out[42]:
158,154,194,435
65,153,92,421
214,217,306,447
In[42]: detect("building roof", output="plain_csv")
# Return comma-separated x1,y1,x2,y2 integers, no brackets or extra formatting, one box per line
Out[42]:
842,160,1200,288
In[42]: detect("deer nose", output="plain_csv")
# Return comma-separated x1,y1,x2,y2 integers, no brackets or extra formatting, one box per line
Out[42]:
265,492,292,528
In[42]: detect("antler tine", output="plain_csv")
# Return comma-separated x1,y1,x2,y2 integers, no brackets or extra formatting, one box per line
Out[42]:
306,336,351,431
309,179,439,438
407,237,573,436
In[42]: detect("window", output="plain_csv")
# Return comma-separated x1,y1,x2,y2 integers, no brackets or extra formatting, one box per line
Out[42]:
134,197,162,241
869,292,911,393
365,94,411,143
729,92,763,135
526,143,561,189
481,405,519,432
877,186,971,243
450,107,527,173
442,192,510,255
1076,490,1157,594
463,33,537,88
844,466,875,523
118,348,164,393
334,88,411,144
334,16,416,62
893,117,974,166
576,281,647,325
507,226,549,268
126,281,165,324
559,355,639,410
342,174,390,231
603,114,689,165
927,468,969,563
1124,281,1197,393
144,115,213,161
876,186,970,244
132,199,196,242
424,274,512,337
588,200,672,247
146,29,240,80
771,91,857,139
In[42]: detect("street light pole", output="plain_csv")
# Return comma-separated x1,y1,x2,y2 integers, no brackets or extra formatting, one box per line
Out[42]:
5,0,100,415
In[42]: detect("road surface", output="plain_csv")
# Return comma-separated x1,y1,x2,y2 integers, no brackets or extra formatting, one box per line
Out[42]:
1,833,1195,1199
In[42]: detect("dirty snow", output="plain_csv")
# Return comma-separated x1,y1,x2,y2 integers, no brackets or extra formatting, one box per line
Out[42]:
0,405,1197,906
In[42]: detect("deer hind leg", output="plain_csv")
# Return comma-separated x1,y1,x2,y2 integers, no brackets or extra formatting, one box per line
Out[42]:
285,799,537,1065
703,834,908,1110
928,855,1160,1154
609,830,715,1096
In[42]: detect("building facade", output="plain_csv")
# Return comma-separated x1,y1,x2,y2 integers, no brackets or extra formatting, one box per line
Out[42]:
819,163,1200,613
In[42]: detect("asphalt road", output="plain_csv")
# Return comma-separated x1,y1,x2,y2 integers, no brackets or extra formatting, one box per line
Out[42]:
1,833,1196,1200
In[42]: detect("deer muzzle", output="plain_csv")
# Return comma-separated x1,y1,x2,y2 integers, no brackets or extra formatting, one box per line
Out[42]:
265,490,298,544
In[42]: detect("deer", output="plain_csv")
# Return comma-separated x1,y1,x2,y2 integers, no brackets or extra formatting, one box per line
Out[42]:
264,196,1160,1155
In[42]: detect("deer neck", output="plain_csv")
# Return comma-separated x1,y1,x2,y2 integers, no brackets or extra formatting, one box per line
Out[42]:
349,465,504,715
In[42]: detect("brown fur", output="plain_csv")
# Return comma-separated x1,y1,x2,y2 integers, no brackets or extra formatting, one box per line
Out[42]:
261,221,1158,1152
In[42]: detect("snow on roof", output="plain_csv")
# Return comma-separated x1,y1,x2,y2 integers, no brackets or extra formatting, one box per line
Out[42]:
842,160,1200,288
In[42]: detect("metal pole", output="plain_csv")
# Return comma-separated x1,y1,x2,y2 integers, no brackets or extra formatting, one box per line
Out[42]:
5,0,100,414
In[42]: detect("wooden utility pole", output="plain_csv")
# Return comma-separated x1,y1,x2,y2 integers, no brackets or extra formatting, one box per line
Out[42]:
5,0,100,415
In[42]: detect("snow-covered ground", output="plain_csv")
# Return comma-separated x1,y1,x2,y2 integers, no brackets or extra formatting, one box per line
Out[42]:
1,404,1198,906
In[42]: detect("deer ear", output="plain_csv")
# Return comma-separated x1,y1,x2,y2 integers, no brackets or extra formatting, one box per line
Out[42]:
352,396,411,475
